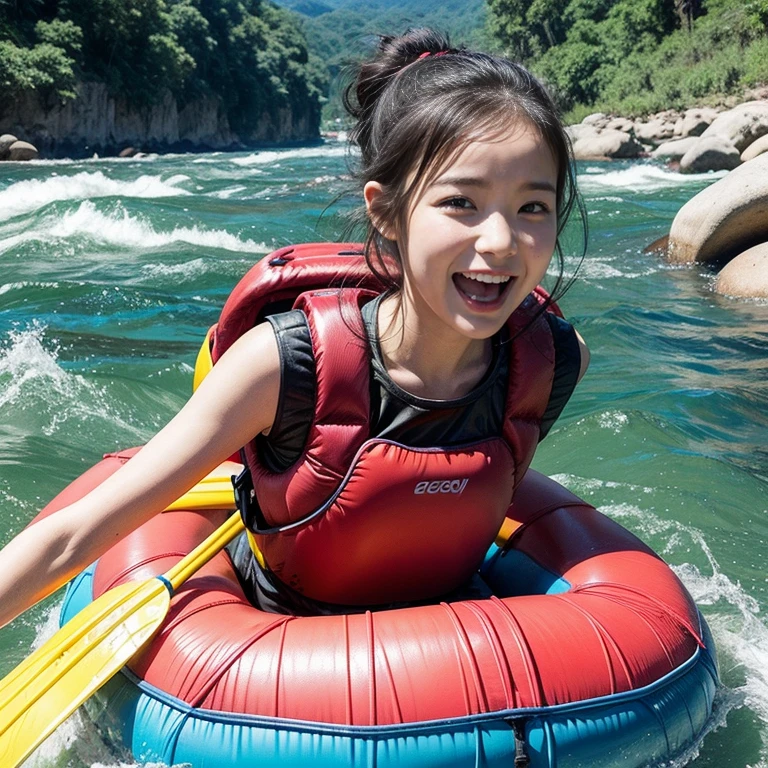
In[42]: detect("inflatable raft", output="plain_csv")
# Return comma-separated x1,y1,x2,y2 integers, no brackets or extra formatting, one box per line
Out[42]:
40,449,718,768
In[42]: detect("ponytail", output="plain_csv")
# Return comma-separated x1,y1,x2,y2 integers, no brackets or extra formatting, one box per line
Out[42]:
344,29,457,165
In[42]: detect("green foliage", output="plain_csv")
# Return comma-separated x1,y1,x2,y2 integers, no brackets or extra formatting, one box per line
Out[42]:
0,0,323,140
486,0,543,58
196,1,325,136
745,0,768,30
536,36,604,105
0,39,77,101
489,0,768,116
56,0,194,101
35,19,82,56
0,7,80,103
167,1,216,95
284,0,334,17
563,0,612,25
741,36,768,86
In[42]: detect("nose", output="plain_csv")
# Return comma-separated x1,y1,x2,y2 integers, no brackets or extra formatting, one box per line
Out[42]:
475,211,517,259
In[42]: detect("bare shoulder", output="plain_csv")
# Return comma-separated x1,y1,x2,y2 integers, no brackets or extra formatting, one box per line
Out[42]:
192,321,281,439
575,329,590,382
107,319,283,512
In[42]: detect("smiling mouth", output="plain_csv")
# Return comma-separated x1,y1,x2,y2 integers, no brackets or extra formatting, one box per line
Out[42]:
453,272,513,304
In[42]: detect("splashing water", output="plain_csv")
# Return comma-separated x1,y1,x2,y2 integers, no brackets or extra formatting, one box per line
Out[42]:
1,147,766,766
0,201,269,256
0,172,191,223
578,164,729,193
0,325,148,440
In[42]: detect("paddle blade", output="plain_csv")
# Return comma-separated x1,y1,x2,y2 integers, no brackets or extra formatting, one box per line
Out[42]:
0,578,169,768
0,511,244,767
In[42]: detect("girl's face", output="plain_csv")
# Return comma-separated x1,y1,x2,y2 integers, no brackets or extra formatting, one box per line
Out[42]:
368,123,559,345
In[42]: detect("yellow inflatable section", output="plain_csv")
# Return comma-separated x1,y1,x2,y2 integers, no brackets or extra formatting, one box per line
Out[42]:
193,325,216,392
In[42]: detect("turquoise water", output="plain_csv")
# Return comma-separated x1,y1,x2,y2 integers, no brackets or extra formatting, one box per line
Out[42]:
0,147,766,767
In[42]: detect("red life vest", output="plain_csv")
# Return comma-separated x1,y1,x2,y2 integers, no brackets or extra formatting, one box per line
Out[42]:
211,244,561,606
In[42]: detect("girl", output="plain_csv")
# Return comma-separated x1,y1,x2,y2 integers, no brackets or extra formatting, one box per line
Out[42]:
0,28,588,625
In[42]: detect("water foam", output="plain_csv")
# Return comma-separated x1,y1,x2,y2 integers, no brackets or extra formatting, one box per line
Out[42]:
597,410,630,433
0,325,145,440
1,201,269,255
209,184,248,199
551,474,768,765
681,561,768,766
548,254,659,282
0,281,63,295
230,144,349,166
0,171,191,222
140,258,211,280
578,164,728,193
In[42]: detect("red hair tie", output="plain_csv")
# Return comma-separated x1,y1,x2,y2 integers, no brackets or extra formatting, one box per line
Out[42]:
418,51,449,59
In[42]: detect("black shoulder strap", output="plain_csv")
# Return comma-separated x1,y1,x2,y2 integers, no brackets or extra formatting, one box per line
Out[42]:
257,309,316,471
540,313,581,440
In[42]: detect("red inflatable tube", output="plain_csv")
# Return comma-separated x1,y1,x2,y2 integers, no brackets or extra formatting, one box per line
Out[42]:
35,451,707,728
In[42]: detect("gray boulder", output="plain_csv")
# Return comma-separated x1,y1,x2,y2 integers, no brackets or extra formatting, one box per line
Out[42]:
0,134,18,160
606,117,635,133
680,108,718,138
565,123,600,143
572,129,643,160
700,102,768,152
679,136,741,173
668,152,768,264
7,140,39,161
634,118,676,146
741,134,768,163
652,136,701,161
582,112,608,127
714,242,768,298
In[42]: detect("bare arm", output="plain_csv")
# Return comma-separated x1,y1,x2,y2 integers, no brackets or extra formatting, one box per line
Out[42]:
0,323,280,629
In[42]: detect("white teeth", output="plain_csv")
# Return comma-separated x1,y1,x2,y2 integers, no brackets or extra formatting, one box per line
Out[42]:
460,272,511,284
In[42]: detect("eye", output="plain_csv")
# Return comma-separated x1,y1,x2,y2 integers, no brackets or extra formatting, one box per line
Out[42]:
439,196,475,210
520,201,552,214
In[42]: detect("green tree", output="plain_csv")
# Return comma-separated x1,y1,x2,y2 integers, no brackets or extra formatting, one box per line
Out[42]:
167,0,216,96
0,39,77,101
57,0,195,102
485,0,753,115
34,18,83,56
486,0,537,58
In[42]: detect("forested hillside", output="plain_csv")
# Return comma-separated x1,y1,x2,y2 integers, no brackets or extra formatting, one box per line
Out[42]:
0,0,326,141
5,0,760,149
272,0,490,123
486,0,768,118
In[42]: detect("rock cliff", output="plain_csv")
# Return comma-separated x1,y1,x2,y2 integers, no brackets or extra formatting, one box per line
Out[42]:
0,82,319,157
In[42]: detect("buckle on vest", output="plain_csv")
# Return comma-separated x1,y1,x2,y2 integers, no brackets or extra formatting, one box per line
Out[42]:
232,468,273,533
232,467,256,523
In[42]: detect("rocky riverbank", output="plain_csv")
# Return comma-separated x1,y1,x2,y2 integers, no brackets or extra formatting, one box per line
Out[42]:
655,151,768,299
0,82,320,161
569,91,768,173
567,91,768,299
0,135,38,161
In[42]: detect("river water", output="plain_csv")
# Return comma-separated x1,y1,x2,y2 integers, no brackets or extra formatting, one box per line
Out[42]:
0,144,766,767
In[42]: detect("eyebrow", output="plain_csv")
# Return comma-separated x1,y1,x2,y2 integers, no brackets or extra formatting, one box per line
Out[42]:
432,176,557,194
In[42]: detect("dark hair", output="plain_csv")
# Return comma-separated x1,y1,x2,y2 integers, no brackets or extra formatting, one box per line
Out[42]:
343,28,586,305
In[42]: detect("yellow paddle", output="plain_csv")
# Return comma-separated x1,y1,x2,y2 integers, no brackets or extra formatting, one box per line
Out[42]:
0,459,522,767
0,491,241,768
